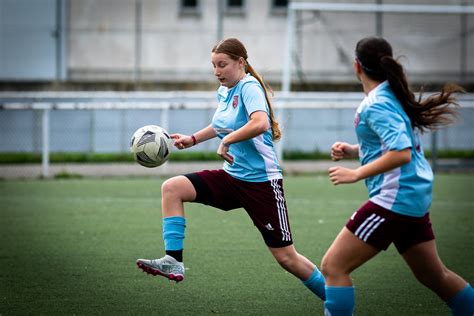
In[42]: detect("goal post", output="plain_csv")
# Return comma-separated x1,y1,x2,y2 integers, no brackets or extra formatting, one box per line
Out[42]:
282,2,474,93
277,2,474,164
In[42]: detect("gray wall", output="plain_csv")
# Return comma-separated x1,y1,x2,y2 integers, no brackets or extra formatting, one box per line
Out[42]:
0,0,473,84
0,0,59,80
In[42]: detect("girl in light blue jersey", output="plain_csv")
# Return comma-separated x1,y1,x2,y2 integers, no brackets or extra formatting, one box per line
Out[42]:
321,37,473,316
136,38,325,302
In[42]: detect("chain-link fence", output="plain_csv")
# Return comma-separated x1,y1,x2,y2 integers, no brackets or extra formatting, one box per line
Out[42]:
0,91,473,179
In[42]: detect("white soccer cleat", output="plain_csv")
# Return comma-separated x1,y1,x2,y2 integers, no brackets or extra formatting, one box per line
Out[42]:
136,255,185,283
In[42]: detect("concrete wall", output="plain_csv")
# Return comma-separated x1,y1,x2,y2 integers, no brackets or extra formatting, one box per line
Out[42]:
68,0,474,85
0,0,472,85
0,0,58,80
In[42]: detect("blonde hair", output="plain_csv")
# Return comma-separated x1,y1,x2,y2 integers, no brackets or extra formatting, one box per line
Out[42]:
212,38,281,141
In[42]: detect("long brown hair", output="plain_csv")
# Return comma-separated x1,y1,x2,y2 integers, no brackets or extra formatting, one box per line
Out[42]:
355,37,462,132
212,38,281,141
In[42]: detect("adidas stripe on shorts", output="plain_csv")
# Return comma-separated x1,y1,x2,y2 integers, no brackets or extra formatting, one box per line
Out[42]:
346,200,435,254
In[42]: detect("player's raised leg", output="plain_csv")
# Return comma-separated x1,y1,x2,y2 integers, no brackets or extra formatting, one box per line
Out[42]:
402,240,474,315
136,175,196,282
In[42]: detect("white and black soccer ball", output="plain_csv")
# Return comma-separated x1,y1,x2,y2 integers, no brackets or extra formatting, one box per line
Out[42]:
130,125,173,168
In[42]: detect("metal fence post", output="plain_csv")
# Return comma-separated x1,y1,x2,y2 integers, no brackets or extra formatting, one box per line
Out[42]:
42,108,50,178
89,109,96,154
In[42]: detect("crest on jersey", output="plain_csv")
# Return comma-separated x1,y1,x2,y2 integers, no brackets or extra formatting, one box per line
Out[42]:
232,95,239,108
354,113,360,127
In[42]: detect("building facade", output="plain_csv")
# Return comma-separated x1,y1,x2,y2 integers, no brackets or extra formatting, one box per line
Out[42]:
0,0,473,88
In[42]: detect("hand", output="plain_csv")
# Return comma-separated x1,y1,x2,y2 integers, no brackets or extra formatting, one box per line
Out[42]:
171,133,194,150
328,166,360,185
331,142,355,161
217,140,234,165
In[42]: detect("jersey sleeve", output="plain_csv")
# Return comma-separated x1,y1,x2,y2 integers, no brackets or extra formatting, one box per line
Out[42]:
241,82,268,116
365,102,412,151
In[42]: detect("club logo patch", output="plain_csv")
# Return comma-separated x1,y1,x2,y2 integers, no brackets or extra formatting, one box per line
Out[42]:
354,113,360,128
232,95,239,108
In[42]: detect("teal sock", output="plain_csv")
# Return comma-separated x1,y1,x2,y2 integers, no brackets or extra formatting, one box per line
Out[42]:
324,286,354,316
447,283,474,316
162,216,186,251
302,266,326,300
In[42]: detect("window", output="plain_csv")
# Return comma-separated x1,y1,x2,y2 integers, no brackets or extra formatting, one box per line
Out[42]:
182,0,198,7
273,0,288,8
271,0,288,15
180,0,201,17
225,0,245,16
228,0,244,7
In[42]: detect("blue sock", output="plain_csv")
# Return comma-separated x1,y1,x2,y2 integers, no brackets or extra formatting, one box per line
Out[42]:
324,286,354,316
447,283,474,316
302,266,326,300
162,216,186,251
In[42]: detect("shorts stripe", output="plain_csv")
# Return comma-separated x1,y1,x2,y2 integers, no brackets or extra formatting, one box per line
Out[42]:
358,215,380,239
359,216,384,240
355,214,386,241
363,218,385,242
354,213,376,237
271,179,291,242
276,180,291,241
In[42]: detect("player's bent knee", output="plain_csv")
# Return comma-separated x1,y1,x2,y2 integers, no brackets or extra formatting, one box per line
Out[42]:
162,176,196,202
274,254,291,266
414,267,449,289
161,178,178,197
271,249,297,269
320,258,330,277
162,177,187,198
321,256,342,278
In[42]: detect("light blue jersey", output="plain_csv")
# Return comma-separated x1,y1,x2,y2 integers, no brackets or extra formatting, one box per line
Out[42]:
355,81,433,217
212,74,282,182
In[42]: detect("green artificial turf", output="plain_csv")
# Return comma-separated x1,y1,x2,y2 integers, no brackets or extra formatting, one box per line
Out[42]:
0,174,472,315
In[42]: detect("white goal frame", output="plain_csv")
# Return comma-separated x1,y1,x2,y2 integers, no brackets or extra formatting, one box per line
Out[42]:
282,2,474,93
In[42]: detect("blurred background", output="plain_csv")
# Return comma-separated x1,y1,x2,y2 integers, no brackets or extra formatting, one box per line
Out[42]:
0,0,473,178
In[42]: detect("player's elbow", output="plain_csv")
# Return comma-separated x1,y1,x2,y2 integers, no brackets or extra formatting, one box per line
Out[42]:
250,111,270,134
399,148,412,165
252,119,269,134
258,120,270,133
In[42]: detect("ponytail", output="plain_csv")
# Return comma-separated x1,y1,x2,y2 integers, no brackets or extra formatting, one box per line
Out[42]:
356,37,461,132
379,56,462,132
246,63,281,141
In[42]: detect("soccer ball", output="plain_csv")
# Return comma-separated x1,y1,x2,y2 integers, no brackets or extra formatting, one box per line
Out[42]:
130,125,173,168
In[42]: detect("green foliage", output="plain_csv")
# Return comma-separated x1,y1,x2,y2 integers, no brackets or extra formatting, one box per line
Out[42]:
53,170,83,179
0,175,472,315
423,149,474,159
1,149,474,164
0,152,134,164
283,150,334,160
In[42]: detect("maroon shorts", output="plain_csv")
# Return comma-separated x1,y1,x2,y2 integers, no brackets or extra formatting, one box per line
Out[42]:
184,169,293,248
346,201,435,254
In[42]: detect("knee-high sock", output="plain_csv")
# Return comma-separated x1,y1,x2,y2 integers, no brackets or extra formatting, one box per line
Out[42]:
324,286,354,316
302,266,326,300
162,216,186,251
447,283,474,316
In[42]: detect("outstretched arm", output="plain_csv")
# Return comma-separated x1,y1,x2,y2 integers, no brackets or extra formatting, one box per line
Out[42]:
328,148,411,185
172,124,217,150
